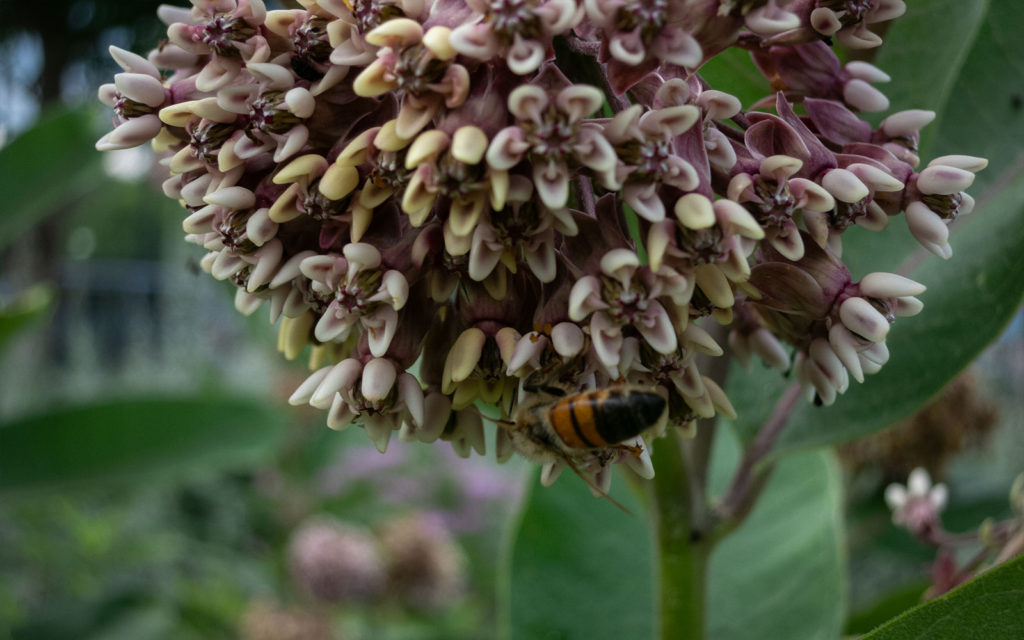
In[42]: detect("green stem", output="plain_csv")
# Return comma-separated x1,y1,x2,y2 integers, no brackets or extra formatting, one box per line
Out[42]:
651,428,711,640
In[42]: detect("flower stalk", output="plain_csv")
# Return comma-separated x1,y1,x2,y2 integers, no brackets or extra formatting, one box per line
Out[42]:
652,427,710,640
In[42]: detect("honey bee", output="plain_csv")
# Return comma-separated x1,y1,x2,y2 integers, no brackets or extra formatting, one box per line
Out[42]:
515,386,666,453
499,375,667,509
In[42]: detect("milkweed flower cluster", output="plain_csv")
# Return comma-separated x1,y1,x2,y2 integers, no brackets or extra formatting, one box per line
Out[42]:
97,0,986,491
287,513,465,609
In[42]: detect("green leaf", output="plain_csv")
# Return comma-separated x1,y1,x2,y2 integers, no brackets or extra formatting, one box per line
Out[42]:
844,582,930,637
872,0,988,145
729,171,1024,454
0,107,105,252
925,0,1024,194
0,284,54,354
500,470,655,640
501,436,845,640
0,396,288,493
708,438,846,640
861,554,1024,639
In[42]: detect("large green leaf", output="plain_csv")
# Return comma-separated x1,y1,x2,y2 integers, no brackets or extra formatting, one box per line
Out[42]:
861,554,1024,639
0,396,288,493
501,435,845,640
925,0,1024,194
707,438,846,640
729,173,1024,454
871,0,988,142
0,107,105,251
500,470,655,640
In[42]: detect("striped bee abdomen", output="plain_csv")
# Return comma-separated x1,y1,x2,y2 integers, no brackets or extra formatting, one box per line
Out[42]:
546,388,666,449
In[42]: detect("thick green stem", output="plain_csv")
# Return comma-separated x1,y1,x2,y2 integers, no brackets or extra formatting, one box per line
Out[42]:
651,428,712,640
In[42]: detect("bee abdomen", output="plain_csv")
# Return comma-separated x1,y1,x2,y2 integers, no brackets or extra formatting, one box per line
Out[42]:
547,388,665,449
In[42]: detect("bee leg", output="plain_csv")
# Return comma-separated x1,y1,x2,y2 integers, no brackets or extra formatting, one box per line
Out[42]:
561,455,633,515
462,404,514,428
612,443,645,458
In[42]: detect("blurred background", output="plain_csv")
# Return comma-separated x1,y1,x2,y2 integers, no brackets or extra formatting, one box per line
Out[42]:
0,1,1021,639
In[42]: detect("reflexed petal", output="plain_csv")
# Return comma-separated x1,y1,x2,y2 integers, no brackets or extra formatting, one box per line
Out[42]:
289,365,332,405
109,45,161,78
839,296,890,343
362,358,398,401
96,114,163,150
444,328,487,388
859,272,925,298
507,332,546,375
311,359,363,408
928,154,988,172
881,109,935,137
843,79,889,112
114,72,165,107
695,264,733,309
917,165,975,195
906,200,950,247
828,324,864,383
821,168,869,203
895,296,923,317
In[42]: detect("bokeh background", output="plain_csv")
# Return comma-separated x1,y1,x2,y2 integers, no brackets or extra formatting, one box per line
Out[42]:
0,1,1021,639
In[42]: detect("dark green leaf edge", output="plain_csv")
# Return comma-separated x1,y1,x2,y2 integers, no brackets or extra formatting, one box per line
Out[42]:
861,554,1024,639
